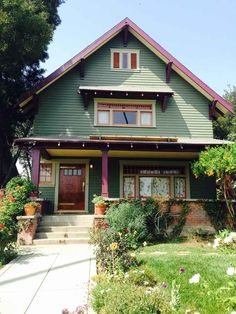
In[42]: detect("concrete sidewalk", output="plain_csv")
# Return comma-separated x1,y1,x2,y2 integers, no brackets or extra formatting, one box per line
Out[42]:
0,244,96,314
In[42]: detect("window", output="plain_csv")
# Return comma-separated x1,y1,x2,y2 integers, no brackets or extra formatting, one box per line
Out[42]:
111,49,139,70
123,165,187,199
95,101,154,127
123,176,136,198
40,163,52,184
140,177,170,197
174,177,186,198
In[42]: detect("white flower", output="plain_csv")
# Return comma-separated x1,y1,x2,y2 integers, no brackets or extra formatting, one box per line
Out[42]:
124,273,129,278
145,290,152,295
189,273,201,284
226,267,236,276
230,312,236,314
144,281,149,286
194,312,200,314
213,238,219,249
139,270,145,274
106,288,112,292
207,242,211,247
143,241,147,246
224,236,233,244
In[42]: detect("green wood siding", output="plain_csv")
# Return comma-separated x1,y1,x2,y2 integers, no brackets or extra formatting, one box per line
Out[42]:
34,33,213,138
39,186,55,212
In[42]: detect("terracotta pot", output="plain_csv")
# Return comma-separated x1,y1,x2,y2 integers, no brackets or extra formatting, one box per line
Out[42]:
24,204,37,216
95,203,106,215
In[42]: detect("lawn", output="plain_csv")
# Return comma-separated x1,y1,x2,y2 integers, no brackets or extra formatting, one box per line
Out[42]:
138,242,236,314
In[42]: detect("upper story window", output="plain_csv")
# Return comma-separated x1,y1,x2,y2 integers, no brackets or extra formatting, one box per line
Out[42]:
95,99,155,127
111,49,139,71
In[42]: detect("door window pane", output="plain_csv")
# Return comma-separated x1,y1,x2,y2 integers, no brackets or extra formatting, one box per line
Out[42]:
40,164,52,183
122,53,128,69
124,177,135,197
98,111,109,125
140,112,152,126
113,111,137,125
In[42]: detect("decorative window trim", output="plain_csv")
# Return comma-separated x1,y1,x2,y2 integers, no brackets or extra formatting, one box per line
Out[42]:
39,162,55,187
94,98,156,127
110,48,140,71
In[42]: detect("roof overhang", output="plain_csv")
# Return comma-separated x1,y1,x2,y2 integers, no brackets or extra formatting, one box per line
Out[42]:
17,18,234,116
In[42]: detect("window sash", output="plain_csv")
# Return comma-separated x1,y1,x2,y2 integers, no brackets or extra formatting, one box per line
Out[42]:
96,103,154,127
139,176,171,197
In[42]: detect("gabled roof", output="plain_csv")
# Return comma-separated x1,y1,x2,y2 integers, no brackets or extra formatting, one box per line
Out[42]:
18,17,233,114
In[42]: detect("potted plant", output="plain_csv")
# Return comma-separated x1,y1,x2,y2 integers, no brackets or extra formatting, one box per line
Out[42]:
92,195,106,215
24,201,38,216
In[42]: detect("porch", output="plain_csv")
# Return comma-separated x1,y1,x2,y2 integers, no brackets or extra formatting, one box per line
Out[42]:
15,135,221,213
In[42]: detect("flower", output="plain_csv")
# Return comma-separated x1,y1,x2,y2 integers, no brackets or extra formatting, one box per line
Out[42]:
179,267,186,274
162,281,167,288
9,196,15,202
226,267,236,276
124,227,129,233
189,273,200,284
117,232,122,237
0,224,5,229
110,242,118,251
213,238,219,249
101,222,109,229
124,273,129,278
143,241,147,246
130,252,136,258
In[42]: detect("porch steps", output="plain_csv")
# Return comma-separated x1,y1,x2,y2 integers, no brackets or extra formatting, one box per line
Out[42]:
33,215,94,245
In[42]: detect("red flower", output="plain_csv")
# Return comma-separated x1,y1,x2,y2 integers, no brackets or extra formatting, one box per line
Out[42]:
0,224,5,229
124,228,129,233
9,196,15,202
101,222,109,230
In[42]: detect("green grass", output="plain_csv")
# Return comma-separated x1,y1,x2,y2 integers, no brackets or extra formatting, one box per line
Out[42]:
138,242,236,314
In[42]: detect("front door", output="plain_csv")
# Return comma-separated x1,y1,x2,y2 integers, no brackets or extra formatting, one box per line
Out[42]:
59,164,86,210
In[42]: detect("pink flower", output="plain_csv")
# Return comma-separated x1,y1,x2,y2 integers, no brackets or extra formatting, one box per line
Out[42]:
0,224,5,229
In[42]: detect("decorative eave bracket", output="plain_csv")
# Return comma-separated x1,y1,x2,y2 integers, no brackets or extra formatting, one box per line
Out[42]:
123,25,129,47
79,58,85,79
166,61,173,83
209,99,217,120
162,95,168,112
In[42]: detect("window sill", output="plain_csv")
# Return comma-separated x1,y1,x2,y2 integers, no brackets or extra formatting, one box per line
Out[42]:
110,68,141,73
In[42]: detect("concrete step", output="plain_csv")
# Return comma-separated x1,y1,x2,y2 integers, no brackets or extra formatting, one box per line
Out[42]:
38,221,93,227
41,215,94,223
35,231,90,239
37,226,91,233
32,238,90,245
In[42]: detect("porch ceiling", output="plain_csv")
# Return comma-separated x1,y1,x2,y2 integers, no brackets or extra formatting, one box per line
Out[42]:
46,149,198,159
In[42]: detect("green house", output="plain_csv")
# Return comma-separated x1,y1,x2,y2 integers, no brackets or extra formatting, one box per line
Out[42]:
15,18,233,213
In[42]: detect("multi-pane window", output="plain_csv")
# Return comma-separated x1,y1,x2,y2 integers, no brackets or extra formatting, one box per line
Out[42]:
111,49,139,70
40,163,52,184
96,102,154,127
123,165,187,199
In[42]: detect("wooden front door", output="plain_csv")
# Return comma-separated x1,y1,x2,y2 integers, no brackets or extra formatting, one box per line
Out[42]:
59,164,86,210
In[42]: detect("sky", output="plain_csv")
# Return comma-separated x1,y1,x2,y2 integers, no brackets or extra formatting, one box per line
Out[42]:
42,0,236,96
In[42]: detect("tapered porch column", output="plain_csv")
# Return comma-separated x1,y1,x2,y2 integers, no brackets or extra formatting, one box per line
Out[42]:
31,148,41,187
101,149,109,197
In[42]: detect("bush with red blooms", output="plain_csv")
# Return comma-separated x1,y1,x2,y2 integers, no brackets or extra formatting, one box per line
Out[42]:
0,177,37,263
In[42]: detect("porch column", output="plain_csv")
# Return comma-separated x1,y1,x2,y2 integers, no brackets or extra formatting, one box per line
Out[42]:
31,148,40,187
101,149,109,197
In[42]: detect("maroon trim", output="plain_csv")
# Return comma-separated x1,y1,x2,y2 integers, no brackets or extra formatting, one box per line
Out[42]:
101,150,109,197
162,95,168,112
17,18,233,114
31,148,40,187
79,58,85,79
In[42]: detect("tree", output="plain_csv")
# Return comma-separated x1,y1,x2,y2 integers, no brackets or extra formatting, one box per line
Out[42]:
192,143,236,223
0,0,64,186
213,85,236,141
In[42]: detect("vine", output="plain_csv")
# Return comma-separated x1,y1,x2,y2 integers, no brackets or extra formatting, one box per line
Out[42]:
203,200,229,231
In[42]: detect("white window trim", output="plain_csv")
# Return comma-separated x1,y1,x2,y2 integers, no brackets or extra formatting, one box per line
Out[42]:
110,48,140,71
94,98,156,127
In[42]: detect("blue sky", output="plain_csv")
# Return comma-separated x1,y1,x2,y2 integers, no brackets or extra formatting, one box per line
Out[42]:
43,0,236,96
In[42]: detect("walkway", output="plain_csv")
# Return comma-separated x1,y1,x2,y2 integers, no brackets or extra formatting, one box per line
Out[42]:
0,244,96,314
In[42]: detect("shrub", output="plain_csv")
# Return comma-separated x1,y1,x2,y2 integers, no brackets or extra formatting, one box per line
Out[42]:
214,229,236,253
92,273,172,314
90,225,138,274
0,177,36,263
